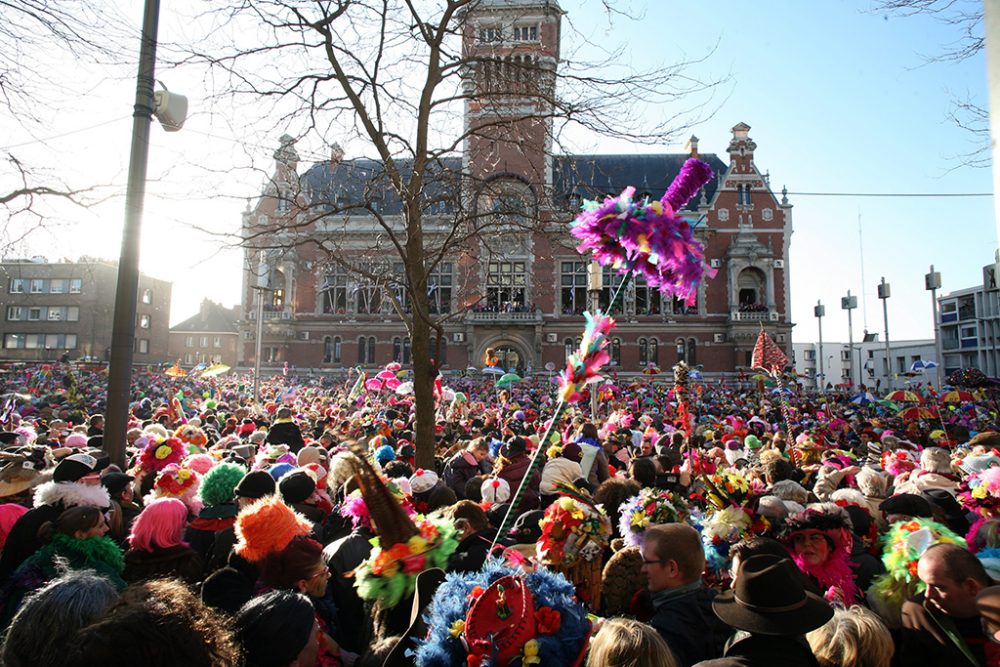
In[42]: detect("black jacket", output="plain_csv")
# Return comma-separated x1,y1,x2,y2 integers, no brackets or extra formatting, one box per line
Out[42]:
443,452,483,499
323,528,375,654
123,544,204,586
447,529,496,574
648,583,729,667
719,632,820,667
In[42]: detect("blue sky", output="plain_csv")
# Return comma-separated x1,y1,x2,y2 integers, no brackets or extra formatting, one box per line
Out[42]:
1,1,993,347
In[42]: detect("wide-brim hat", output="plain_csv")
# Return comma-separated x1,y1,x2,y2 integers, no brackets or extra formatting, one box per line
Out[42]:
712,554,833,636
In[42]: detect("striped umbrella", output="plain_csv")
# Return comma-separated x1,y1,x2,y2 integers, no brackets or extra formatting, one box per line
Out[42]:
940,390,975,403
884,390,922,403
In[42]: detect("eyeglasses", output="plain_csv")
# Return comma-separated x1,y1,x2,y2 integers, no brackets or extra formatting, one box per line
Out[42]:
307,568,331,581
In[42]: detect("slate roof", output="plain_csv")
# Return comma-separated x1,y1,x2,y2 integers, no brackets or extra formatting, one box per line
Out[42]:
171,302,238,334
299,152,727,214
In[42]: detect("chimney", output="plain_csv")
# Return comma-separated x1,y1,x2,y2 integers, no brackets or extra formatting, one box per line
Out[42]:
330,142,345,167
200,299,211,322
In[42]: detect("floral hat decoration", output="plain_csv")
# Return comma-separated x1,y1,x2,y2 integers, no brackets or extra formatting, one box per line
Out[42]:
537,484,612,569
869,518,966,612
414,559,591,667
618,488,689,548
137,436,185,475
349,445,458,609
958,466,1000,519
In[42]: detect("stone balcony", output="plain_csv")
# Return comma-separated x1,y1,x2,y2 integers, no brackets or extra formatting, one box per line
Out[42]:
730,310,777,323
465,310,544,325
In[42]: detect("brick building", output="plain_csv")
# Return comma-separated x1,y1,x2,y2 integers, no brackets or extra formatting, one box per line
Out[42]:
239,0,794,376
169,299,240,368
0,258,172,363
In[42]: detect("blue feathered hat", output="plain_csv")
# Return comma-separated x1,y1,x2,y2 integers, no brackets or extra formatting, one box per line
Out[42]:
415,559,591,666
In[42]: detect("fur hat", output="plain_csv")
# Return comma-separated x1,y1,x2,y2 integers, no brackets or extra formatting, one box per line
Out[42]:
198,461,247,507
234,495,313,562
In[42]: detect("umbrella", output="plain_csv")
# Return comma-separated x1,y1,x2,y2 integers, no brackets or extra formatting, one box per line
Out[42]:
165,363,187,378
910,360,939,372
897,406,938,421
200,363,231,378
940,390,975,403
482,366,504,375
850,392,875,406
642,365,661,376
395,381,414,395
884,390,922,403
496,372,522,388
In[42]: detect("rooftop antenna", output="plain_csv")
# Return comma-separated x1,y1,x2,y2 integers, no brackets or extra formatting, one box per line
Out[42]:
858,210,869,331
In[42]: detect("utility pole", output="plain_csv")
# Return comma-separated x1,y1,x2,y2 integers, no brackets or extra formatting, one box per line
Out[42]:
841,290,858,388
814,300,825,392
878,277,892,391
105,0,160,468
925,266,943,388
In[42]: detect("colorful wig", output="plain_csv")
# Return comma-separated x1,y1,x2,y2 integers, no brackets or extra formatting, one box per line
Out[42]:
128,497,189,553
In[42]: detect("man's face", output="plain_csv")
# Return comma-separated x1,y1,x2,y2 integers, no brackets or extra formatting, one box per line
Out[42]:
919,555,979,618
640,543,677,593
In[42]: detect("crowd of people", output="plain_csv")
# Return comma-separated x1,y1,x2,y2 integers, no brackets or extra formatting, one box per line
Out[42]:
0,361,998,666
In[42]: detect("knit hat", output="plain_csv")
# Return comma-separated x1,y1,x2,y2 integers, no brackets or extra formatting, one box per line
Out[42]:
409,469,439,494
234,495,313,562
234,470,277,499
279,470,316,505
561,442,583,463
480,477,511,504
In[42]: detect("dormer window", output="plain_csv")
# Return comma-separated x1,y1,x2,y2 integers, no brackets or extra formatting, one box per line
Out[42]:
478,26,502,43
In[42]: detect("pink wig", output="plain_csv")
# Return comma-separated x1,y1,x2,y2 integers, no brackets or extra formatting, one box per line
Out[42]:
128,497,189,552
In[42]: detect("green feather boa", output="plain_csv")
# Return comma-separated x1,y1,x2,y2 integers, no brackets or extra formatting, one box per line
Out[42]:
38,532,126,575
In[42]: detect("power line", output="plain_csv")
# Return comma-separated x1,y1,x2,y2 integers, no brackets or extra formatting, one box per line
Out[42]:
785,191,992,198
0,116,131,151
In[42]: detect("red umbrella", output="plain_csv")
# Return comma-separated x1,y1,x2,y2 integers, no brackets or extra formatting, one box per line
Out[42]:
940,390,975,403
897,406,938,421
885,390,922,403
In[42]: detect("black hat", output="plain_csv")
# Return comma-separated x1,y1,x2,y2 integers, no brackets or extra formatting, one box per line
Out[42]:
53,451,109,483
234,470,277,499
101,471,134,497
712,555,833,635
508,509,544,545
87,435,104,449
879,493,933,519
0,432,19,445
278,471,316,505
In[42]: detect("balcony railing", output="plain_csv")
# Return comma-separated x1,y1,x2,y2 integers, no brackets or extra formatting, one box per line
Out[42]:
465,311,544,325
730,310,775,322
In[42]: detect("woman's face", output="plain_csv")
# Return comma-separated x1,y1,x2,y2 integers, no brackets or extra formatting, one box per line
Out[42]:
792,532,830,567
77,514,109,539
301,557,331,598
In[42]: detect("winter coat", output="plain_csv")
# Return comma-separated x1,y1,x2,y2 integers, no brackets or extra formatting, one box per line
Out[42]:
720,632,821,667
0,480,109,583
1,532,125,628
648,583,729,667
540,457,583,496
323,528,375,654
446,529,497,574
265,419,305,453
123,544,203,586
185,503,238,566
893,470,960,496
443,451,487,499
497,455,541,511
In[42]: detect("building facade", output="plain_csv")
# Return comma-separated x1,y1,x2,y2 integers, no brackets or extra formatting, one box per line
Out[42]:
938,263,1000,377
0,259,172,363
168,299,240,368
239,1,795,376
792,337,937,391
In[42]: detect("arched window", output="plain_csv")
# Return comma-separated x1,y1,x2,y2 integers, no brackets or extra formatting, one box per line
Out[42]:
429,337,448,368
610,338,621,367
687,338,697,366
323,336,333,363
638,337,648,367
402,337,412,365
564,337,574,359
393,337,402,362
359,337,368,365
675,338,686,362
737,267,768,311
367,336,376,364
649,338,658,366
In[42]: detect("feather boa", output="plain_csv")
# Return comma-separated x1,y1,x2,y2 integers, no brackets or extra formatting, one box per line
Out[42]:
33,480,110,509
38,532,125,575
790,533,859,605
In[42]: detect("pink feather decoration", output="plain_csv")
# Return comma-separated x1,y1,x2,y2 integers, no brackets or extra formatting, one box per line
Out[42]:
570,158,716,304
557,311,616,403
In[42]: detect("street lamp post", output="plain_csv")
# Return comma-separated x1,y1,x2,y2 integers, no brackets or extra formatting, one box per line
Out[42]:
925,265,943,388
251,250,273,405
878,277,892,391
815,300,825,392
587,262,602,418
841,291,858,388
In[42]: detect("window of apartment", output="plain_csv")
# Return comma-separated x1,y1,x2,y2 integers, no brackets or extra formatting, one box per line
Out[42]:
264,346,280,363
961,326,977,338
321,268,349,314
27,307,41,321
392,337,412,365
512,25,538,41
29,279,45,294
428,262,453,314
49,279,66,294
358,336,376,365
6,307,21,321
485,261,527,311
564,337,575,359
3,334,25,349
841,350,851,361
477,26,502,42
804,350,816,361
184,353,193,365
47,307,62,321
9,279,24,294
136,338,149,354
213,336,222,348
896,356,906,372
185,335,194,348
610,338,621,367
635,274,663,316
69,279,82,294
638,337,659,367
139,314,151,329
141,289,153,304
560,261,587,315
200,336,209,347
598,266,627,315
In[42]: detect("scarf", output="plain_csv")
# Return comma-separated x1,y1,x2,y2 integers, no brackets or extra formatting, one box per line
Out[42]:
38,532,126,575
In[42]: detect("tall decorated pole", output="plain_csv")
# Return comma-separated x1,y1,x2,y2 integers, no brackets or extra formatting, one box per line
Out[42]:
751,324,794,438
491,158,717,549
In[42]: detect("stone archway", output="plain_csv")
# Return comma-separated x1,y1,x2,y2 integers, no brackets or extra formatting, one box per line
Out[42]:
475,336,533,375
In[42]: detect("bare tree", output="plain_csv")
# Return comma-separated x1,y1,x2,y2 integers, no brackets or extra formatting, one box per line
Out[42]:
0,1,131,241
873,0,987,166
178,0,722,466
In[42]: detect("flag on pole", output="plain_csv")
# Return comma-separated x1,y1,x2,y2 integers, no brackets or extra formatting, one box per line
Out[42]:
348,370,367,401
751,327,789,373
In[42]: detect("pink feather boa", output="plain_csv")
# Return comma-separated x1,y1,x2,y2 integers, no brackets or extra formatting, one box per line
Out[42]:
790,529,859,605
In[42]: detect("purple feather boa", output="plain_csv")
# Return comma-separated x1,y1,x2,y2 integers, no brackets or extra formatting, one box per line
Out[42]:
569,158,716,304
